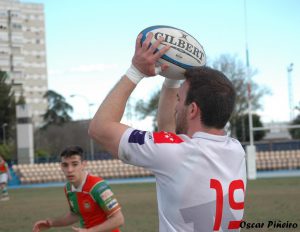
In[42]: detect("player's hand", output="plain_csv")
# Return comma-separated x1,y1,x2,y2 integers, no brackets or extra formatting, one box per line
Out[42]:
72,226,88,232
132,32,170,76
32,220,51,232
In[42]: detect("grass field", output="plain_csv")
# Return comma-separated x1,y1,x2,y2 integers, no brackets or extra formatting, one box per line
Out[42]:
1,177,300,232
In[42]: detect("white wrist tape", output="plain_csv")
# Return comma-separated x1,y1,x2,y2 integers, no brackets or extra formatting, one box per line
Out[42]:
163,78,181,88
125,64,146,84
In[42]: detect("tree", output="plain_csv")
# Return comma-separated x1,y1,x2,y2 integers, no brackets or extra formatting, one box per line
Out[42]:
211,54,269,140
135,92,160,130
0,144,14,161
41,90,73,129
289,102,300,139
134,54,269,142
0,71,16,147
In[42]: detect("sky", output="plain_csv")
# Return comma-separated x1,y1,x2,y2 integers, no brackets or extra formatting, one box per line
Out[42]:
24,0,300,126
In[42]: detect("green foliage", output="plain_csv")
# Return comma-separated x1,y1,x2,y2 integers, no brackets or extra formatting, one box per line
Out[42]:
0,143,14,161
16,92,26,105
35,149,49,159
0,71,16,144
135,91,160,130
233,114,266,142
42,90,73,129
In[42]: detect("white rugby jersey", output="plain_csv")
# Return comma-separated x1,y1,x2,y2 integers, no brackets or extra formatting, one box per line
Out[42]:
118,128,247,232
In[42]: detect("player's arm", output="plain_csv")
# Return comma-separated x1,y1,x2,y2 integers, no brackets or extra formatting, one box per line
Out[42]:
88,75,135,158
157,80,180,132
72,210,124,232
32,211,79,232
88,33,169,158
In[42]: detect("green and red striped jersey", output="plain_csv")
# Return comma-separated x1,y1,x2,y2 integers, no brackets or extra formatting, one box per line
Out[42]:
0,160,9,174
64,173,121,231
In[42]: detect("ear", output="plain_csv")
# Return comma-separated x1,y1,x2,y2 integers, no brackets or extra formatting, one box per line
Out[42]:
188,102,200,120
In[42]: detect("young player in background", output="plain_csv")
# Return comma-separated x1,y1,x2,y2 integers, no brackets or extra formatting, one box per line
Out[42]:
32,146,124,232
0,154,11,201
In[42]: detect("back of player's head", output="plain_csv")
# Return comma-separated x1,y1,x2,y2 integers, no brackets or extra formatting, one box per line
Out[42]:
184,66,236,129
60,146,85,161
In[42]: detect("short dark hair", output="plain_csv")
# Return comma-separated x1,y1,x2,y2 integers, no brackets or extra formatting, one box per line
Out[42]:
60,146,85,160
184,66,236,129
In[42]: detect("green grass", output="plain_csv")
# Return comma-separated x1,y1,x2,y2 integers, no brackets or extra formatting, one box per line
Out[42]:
243,177,300,231
1,177,300,232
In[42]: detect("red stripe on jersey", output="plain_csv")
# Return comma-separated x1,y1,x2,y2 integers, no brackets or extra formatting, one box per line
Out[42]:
0,161,8,173
153,131,183,144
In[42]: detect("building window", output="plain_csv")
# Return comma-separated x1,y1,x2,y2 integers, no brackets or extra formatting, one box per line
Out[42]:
12,23,22,30
0,25,7,30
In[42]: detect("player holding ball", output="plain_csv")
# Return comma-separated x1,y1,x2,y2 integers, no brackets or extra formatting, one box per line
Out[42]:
89,26,247,231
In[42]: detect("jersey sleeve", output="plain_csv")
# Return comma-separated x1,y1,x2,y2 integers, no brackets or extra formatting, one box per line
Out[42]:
118,127,186,173
91,180,121,217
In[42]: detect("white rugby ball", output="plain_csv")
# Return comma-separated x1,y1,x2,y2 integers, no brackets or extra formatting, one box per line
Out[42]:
140,25,206,80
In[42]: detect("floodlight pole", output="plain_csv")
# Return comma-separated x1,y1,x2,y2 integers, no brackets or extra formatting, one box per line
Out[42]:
2,123,8,145
244,0,254,146
244,0,256,179
287,63,294,121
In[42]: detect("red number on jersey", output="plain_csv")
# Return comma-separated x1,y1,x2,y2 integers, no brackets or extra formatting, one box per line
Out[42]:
210,179,245,230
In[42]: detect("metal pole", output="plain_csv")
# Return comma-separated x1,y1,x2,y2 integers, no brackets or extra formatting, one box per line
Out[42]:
287,63,294,120
244,0,256,180
2,123,7,145
244,0,254,146
247,84,254,145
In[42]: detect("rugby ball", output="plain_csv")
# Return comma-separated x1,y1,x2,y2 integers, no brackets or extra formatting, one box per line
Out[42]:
140,25,206,80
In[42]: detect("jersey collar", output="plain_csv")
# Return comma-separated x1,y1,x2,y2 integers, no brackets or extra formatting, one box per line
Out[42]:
71,171,88,192
192,131,227,142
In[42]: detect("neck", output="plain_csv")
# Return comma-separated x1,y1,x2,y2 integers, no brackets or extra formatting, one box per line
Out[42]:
73,171,86,188
187,124,225,137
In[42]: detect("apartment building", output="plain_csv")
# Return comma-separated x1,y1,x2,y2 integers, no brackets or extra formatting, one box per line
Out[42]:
0,0,48,127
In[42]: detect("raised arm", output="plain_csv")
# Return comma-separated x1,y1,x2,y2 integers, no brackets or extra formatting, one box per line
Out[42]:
157,79,181,132
88,33,169,158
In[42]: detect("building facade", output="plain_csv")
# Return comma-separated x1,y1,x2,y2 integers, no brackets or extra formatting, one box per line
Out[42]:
0,0,48,127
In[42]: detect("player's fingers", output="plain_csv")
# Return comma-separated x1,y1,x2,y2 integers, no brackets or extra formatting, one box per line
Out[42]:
32,226,39,232
155,63,169,75
141,32,153,51
153,45,170,60
32,223,39,232
161,63,169,72
148,36,164,54
135,33,143,51
71,226,81,231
